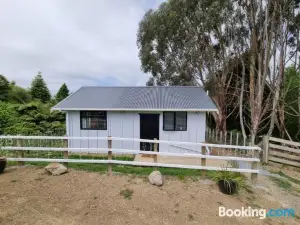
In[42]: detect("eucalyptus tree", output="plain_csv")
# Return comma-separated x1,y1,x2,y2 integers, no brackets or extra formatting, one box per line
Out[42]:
137,0,246,131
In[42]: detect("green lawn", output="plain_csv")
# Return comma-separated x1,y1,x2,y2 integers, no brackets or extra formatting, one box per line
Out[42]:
2,148,220,178
6,154,215,178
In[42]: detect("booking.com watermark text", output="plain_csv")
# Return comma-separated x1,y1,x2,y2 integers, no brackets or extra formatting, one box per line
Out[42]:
219,206,295,219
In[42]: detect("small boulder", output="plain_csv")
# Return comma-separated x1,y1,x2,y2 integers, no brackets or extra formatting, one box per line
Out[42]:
45,163,67,176
148,170,163,186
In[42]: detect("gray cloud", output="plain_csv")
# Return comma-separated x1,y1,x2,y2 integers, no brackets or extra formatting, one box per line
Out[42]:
0,0,162,94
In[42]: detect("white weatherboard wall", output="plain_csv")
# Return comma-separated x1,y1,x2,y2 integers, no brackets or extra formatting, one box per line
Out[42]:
159,112,205,153
67,111,206,153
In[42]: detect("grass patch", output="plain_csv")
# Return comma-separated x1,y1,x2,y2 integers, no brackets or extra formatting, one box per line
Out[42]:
5,154,221,179
274,171,300,185
244,186,254,194
269,176,292,190
191,176,199,182
120,189,134,200
247,203,261,209
69,155,134,161
177,175,185,181
9,161,213,177
2,152,134,161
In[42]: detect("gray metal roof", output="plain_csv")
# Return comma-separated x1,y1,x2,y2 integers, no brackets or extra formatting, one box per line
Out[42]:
52,86,217,111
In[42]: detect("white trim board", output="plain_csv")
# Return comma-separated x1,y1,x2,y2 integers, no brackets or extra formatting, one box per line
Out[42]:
51,108,218,112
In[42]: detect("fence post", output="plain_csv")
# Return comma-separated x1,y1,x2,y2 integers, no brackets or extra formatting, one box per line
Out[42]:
230,132,233,145
201,145,206,176
225,131,227,144
153,138,158,170
262,136,269,163
108,136,112,175
63,135,68,167
18,138,24,166
236,133,239,145
251,148,259,182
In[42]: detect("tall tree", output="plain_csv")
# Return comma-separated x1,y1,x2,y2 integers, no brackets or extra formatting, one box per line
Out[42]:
138,0,300,141
137,0,243,131
0,75,10,101
30,72,51,103
55,83,69,102
230,0,298,142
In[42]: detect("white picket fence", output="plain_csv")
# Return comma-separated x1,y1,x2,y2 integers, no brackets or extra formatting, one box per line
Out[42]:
0,135,261,180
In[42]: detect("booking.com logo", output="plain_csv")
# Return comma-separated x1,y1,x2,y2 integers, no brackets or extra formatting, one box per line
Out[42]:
219,206,295,219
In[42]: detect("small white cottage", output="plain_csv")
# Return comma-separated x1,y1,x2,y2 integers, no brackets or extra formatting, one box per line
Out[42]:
52,86,217,153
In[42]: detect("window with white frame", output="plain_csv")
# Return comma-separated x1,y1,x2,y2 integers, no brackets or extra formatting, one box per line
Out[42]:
80,111,107,130
163,112,187,131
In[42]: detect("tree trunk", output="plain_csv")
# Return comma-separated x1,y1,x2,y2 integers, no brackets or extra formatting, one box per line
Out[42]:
212,109,226,132
296,30,300,136
277,8,287,139
239,58,247,141
249,26,258,145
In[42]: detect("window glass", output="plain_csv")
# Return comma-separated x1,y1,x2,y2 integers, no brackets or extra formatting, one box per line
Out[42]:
80,111,107,130
163,112,187,131
163,112,175,130
175,112,187,131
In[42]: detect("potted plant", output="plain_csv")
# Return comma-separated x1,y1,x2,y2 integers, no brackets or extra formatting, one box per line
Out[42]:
213,167,245,195
0,157,7,174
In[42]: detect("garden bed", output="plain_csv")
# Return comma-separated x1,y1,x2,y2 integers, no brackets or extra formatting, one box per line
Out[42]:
0,166,299,225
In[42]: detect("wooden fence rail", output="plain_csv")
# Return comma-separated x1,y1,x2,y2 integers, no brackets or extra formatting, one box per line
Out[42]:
262,136,300,167
0,135,261,181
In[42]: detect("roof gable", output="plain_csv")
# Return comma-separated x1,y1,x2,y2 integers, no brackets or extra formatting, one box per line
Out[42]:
52,86,217,111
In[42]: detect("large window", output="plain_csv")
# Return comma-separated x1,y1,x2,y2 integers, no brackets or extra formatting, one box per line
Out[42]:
163,112,187,131
80,111,107,130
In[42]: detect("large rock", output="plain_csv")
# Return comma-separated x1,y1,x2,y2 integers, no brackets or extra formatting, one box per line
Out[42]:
148,170,163,186
45,163,67,176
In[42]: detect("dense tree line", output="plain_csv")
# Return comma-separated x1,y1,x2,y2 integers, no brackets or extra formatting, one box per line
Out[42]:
137,0,300,142
0,72,69,135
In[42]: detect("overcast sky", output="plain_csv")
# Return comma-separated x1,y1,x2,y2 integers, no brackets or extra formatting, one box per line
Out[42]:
0,0,162,94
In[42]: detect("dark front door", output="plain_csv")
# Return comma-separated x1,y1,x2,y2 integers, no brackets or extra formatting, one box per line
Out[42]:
140,114,159,151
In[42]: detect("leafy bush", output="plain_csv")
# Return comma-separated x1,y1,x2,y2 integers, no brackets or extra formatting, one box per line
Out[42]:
0,74,66,136
0,102,20,134
1,101,65,136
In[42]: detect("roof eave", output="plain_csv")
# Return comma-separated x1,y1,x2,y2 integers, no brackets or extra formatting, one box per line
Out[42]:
51,108,218,112
51,87,83,112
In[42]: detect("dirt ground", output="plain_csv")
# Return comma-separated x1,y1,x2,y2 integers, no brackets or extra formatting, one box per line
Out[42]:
0,166,299,225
